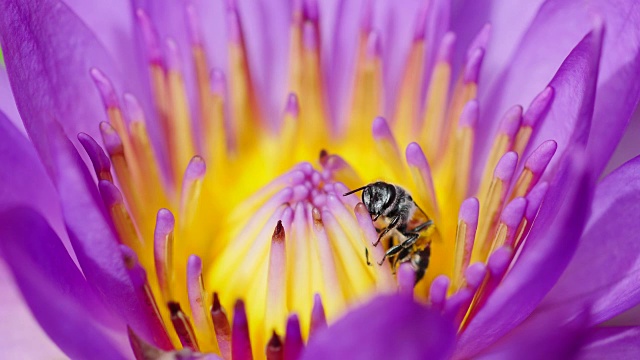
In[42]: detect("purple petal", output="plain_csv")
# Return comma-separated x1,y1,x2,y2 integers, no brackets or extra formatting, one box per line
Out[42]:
0,111,69,253
132,0,205,136
0,259,66,358
603,106,640,176
526,23,603,172
0,0,121,172
61,0,167,170
62,0,147,93
419,0,450,108
473,21,603,191
188,0,229,71
0,207,129,359
478,0,640,179
474,306,588,360
475,21,603,188
235,0,291,130
577,327,640,359
44,121,171,348
318,0,365,128
0,65,22,135
457,0,545,89
457,151,595,357
541,154,640,325
301,294,456,360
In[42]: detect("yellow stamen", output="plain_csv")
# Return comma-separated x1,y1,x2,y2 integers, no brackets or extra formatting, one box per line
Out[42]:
512,125,533,158
394,39,425,144
421,61,452,160
265,221,288,337
166,68,197,183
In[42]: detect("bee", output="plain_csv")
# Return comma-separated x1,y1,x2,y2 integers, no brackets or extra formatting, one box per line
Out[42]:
344,181,434,284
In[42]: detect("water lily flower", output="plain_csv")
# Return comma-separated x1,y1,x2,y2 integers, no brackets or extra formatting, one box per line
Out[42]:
1,0,640,359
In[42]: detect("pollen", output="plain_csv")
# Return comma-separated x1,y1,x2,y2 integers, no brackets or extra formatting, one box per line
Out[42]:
82,2,558,359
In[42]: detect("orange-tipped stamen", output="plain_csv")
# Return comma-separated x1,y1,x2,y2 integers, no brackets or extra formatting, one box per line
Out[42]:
168,301,199,351
265,221,288,336
154,209,176,301
186,255,217,352
266,331,284,360
211,293,232,359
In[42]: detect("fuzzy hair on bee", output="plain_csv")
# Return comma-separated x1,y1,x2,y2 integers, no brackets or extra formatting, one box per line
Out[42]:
344,181,435,285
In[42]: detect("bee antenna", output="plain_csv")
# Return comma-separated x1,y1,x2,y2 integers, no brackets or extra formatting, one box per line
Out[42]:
342,184,370,196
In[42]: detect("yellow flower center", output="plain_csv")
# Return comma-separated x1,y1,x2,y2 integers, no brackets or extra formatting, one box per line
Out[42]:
85,6,556,359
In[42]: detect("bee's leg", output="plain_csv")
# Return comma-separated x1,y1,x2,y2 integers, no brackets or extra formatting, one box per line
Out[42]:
373,215,401,247
365,248,372,266
398,232,420,249
377,243,405,266
412,219,434,233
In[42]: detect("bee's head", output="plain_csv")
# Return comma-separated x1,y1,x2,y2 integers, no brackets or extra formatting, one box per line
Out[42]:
362,182,396,217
